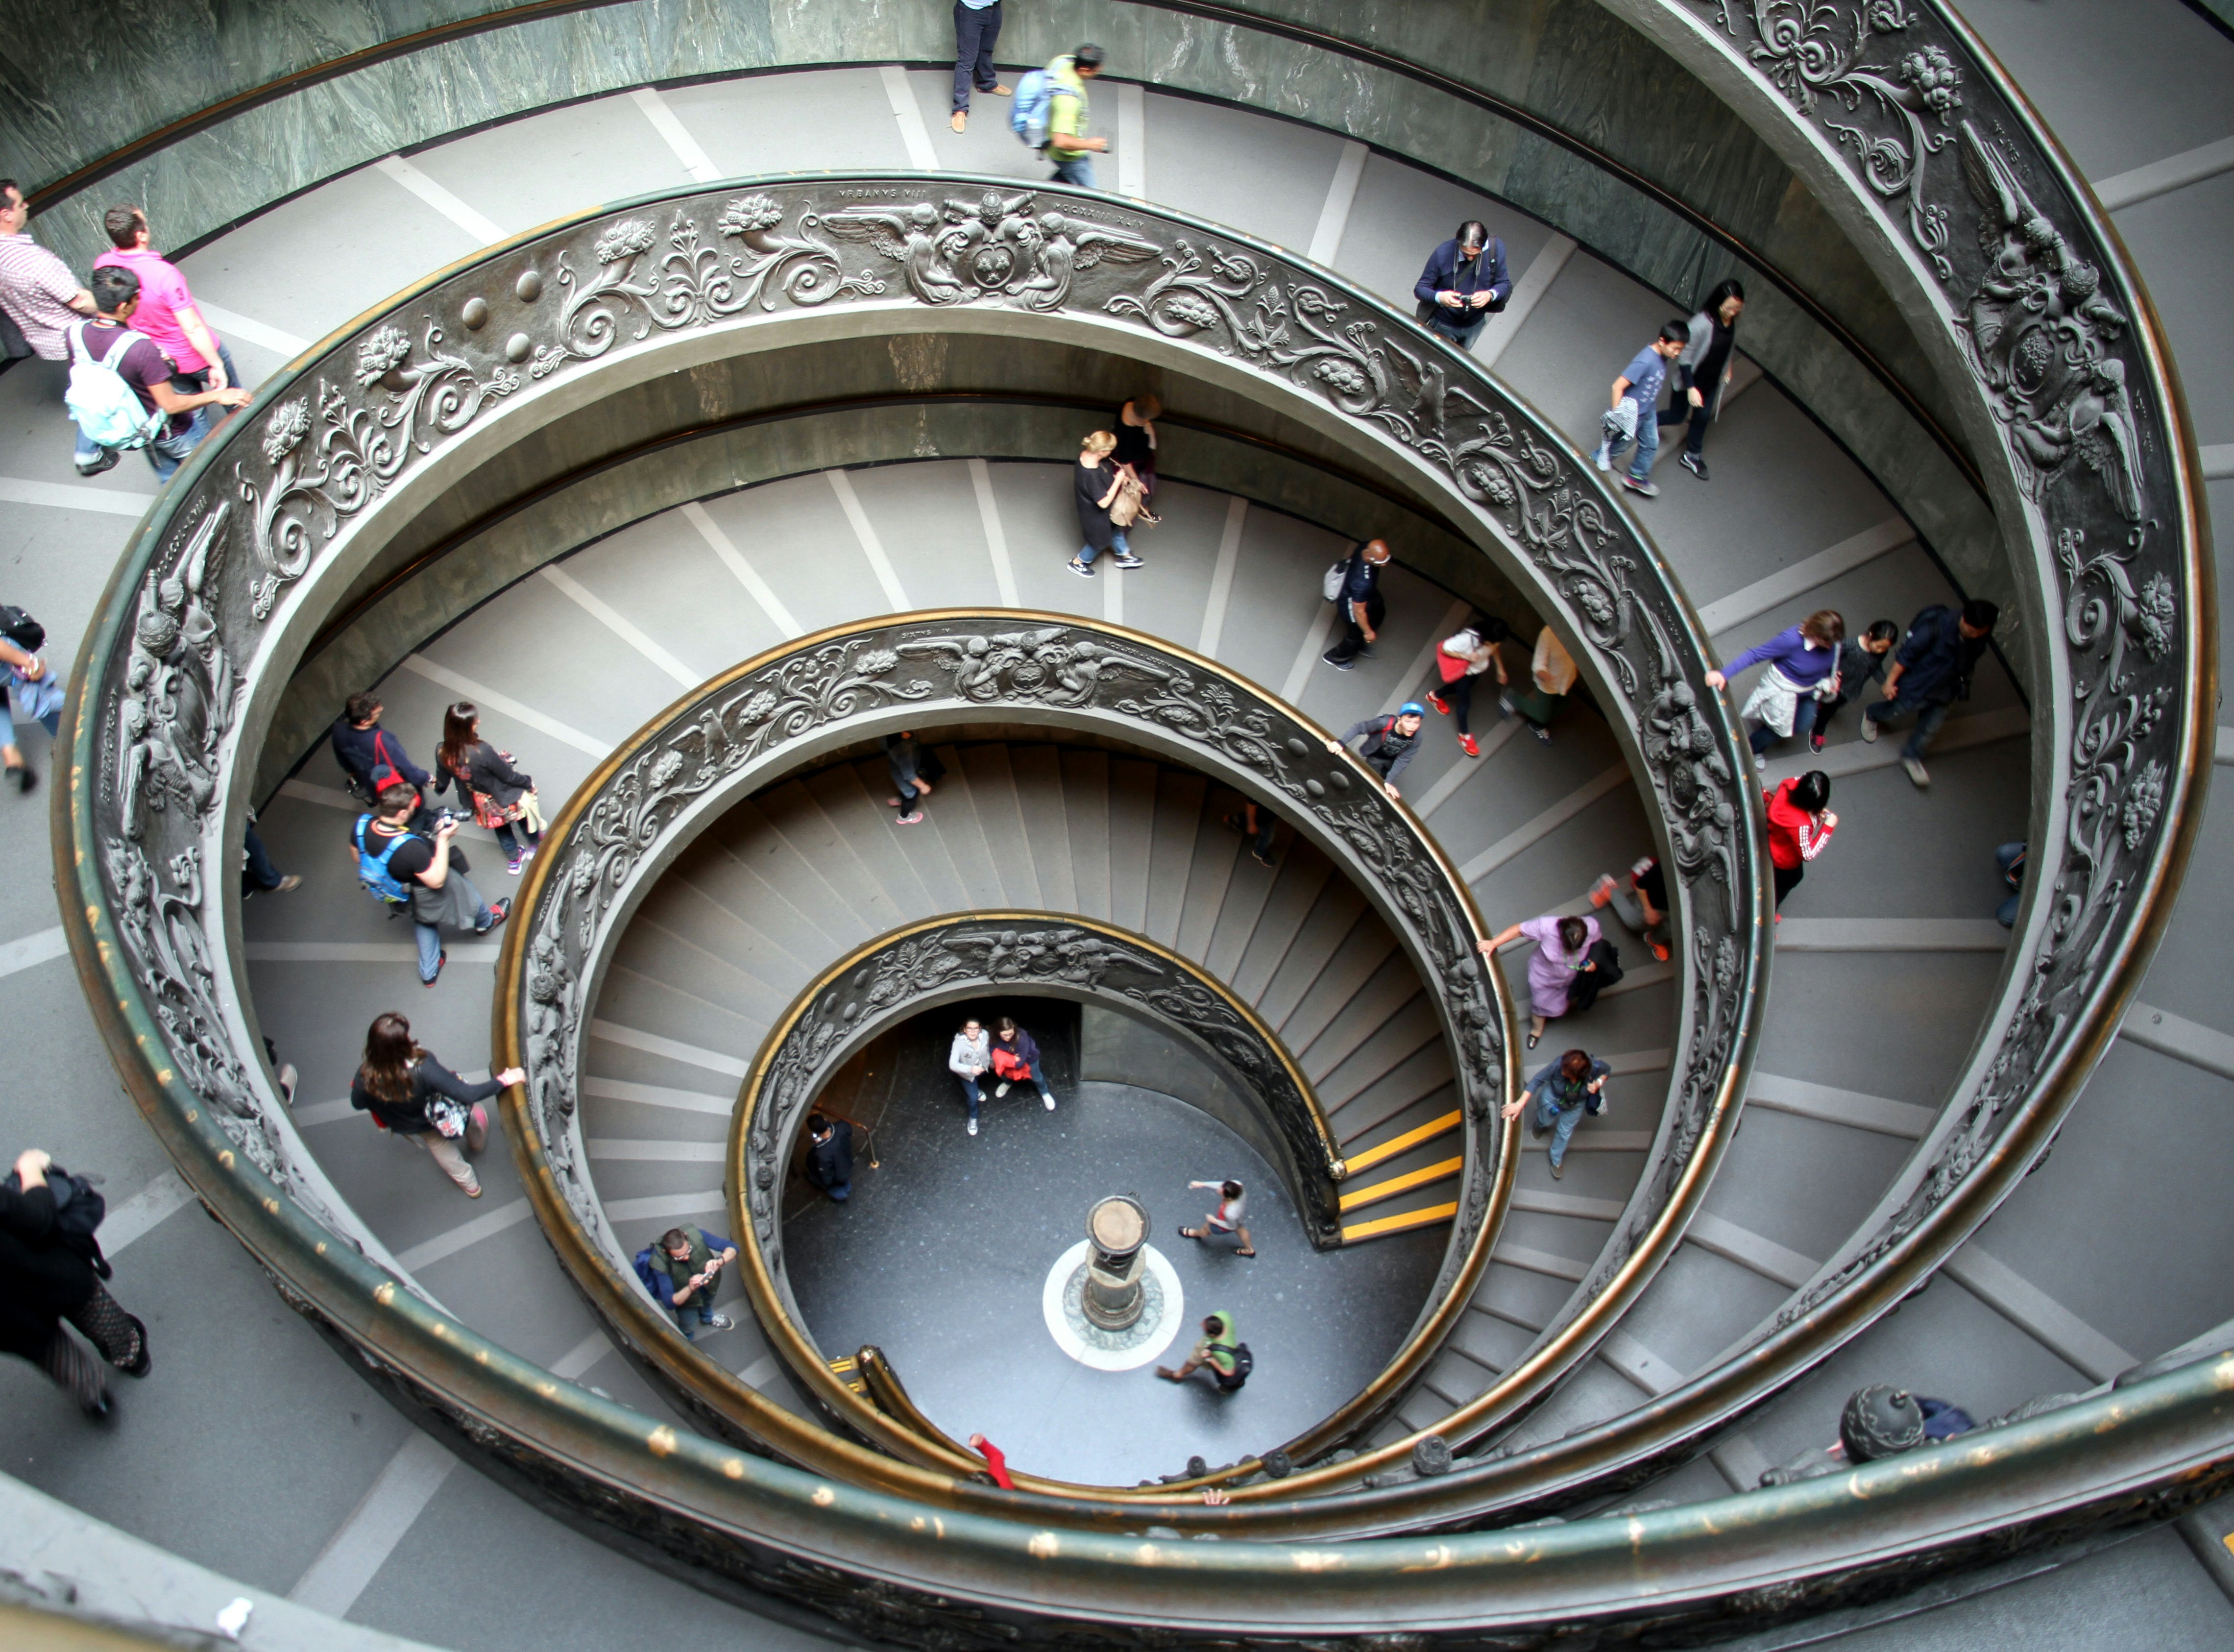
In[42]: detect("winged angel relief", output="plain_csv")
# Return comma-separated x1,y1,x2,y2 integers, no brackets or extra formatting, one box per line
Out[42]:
820,190,1160,311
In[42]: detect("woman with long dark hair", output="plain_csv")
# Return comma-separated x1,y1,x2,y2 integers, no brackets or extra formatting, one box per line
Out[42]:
1660,278,1746,480
434,701,542,875
349,1013,524,1198
1765,769,1838,913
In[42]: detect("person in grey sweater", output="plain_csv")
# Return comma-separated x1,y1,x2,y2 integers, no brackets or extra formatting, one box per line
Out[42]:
948,1016,992,1136
1326,705,1426,799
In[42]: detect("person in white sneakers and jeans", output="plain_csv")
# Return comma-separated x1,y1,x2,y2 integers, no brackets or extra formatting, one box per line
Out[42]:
949,1016,993,1136
66,266,247,480
1591,319,1688,499
989,1017,1057,1111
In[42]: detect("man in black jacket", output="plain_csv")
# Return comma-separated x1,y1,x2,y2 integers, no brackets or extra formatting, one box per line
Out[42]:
331,690,431,817
1861,599,1998,788
1,1147,149,1419
1412,219,1511,353
803,1113,854,1203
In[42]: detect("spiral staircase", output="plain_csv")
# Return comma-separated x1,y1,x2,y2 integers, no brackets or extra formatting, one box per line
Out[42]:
3,2,2230,1648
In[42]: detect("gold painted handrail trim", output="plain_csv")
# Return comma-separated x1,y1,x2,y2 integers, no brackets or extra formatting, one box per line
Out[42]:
496,609,1522,1505
725,907,1344,1492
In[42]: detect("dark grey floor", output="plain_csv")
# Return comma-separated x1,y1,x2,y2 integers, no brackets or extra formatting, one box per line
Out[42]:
782,1013,1444,1486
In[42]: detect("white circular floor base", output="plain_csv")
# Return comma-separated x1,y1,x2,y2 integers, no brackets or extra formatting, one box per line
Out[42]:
1039,1239,1186,1371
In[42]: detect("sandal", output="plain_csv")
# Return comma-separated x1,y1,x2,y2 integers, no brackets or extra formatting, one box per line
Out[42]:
1236,1248,1257,1258
1178,1226,1199,1242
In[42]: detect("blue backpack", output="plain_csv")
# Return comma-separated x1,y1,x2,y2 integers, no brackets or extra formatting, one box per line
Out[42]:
1011,69,1053,148
354,815,413,906
632,1246,667,1302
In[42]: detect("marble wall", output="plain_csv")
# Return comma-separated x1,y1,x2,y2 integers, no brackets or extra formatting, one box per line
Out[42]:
4,0,2000,670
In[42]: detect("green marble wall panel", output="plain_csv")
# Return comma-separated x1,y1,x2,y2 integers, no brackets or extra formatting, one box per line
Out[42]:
6,0,2003,664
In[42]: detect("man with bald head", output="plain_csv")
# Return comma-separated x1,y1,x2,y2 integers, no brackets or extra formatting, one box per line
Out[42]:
1324,537,1393,670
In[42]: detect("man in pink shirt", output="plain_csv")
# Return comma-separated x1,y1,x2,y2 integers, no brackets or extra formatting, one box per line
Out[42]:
93,205,236,397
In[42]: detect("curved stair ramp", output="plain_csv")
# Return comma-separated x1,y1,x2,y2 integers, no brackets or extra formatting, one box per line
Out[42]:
12,0,2224,1634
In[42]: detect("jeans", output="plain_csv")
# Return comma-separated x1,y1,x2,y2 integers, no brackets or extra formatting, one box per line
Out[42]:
491,817,540,859
822,1179,851,1202
1427,308,1488,352
1995,841,2025,928
1050,154,1097,189
0,677,62,749
671,1274,722,1333
1328,591,1385,662
1531,1093,1588,1169
1076,528,1129,566
242,823,285,892
413,879,497,982
953,1,1003,110
1656,365,1710,457
957,1073,984,1121
1598,396,1657,481
1749,696,1818,755
1864,696,1952,761
998,1071,1056,1106
169,343,242,399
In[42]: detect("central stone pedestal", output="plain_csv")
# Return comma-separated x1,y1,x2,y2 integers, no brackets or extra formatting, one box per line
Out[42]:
1081,1195,1150,1331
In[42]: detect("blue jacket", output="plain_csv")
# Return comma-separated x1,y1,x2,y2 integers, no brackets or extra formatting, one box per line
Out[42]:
1525,1057,1612,1111
1891,605,1985,706
1413,237,1512,310
1724,625,1838,690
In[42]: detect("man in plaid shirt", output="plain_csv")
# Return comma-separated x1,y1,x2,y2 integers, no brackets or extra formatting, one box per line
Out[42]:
0,178,103,472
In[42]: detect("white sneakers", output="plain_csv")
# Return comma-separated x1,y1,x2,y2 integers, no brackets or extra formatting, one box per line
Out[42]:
1902,757,1930,788
967,1118,978,1136
1860,716,1880,744
993,1081,1011,1097
1044,1093,1057,1111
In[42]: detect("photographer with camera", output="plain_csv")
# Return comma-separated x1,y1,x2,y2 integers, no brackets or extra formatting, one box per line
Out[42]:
639,1226,738,1336
1412,219,1511,353
351,780,509,988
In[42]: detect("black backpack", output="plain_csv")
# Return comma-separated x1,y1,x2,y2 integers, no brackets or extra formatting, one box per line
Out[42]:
1218,1342,1254,1390
0,604,45,653
5,1162,111,1278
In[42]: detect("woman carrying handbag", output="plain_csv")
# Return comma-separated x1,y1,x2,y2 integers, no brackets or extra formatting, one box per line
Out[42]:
348,1013,523,1199
436,701,543,875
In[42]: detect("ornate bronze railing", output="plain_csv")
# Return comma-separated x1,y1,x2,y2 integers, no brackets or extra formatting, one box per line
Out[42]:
38,0,2215,1614
495,613,1509,1489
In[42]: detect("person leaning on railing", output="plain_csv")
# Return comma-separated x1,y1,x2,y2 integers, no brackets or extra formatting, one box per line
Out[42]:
1500,1048,1611,1181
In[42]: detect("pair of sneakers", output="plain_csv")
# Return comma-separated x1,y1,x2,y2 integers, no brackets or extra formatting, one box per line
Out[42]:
1589,443,1660,497
1424,693,1484,757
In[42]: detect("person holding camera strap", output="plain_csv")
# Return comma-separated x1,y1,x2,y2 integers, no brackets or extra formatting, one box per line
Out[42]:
352,781,509,988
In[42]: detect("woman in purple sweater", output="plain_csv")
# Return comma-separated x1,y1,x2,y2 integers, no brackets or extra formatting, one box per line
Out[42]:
1706,609,1845,769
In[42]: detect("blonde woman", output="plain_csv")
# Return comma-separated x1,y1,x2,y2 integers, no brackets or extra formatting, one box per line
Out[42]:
1067,430,1142,578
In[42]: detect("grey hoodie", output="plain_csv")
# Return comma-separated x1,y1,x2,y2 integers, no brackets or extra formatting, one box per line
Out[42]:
949,1028,990,1079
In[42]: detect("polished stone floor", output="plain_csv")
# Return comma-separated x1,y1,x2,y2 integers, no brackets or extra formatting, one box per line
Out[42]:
782,1011,1445,1486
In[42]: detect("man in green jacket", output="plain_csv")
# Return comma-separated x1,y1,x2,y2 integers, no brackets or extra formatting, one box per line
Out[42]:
1157,1311,1245,1391
1045,44,1108,188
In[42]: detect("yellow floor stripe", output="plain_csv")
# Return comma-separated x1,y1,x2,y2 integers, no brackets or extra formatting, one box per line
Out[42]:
1341,1201,1458,1243
1338,1157,1463,1212
827,1355,864,1393
1341,1110,1462,1175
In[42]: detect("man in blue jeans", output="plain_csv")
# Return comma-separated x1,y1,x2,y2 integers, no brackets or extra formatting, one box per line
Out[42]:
353,784,508,987
1500,1049,1611,1180
1590,319,1689,499
950,0,1011,133
650,1227,738,1335
1862,598,1999,789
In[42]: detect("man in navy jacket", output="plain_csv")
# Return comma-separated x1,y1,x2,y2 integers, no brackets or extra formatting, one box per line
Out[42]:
1413,219,1512,352
1862,599,1999,788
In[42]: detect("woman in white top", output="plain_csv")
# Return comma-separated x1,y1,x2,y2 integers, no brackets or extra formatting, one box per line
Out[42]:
1425,613,1512,758
948,1017,992,1137
1179,1177,1255,1257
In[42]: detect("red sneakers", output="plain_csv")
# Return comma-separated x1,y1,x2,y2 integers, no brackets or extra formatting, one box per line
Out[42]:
1427,693,1451,716
1459,732,1480,757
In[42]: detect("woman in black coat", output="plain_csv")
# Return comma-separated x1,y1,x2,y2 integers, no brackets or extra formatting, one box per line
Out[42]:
435,700,542,875
350,1013,525,1199
1,1148,149,1419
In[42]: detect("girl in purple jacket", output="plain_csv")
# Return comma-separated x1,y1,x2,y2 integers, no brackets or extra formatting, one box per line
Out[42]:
1705,609,1845,769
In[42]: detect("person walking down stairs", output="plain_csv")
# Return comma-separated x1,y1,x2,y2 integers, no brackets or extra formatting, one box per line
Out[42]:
1321,537,1391,669
0,607,62,794
1590,318,1688,499
1861,599,1999,789
435,701,543,875
886,731,938,826
1481,912,1604,1050
1068,430,1142,576
1425,613,1511,758
1,1147,151,1421
949,0,1011,133
1765,770,1837,915
1591,853,1671,964
1705,609,1845,772
348,1013,523,1198
1501,1049,1611,1180
1327,704,1425,800
1498,625,1575,744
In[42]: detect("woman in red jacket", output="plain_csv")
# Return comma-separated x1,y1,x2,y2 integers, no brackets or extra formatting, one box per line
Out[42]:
1765,770,1837,912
